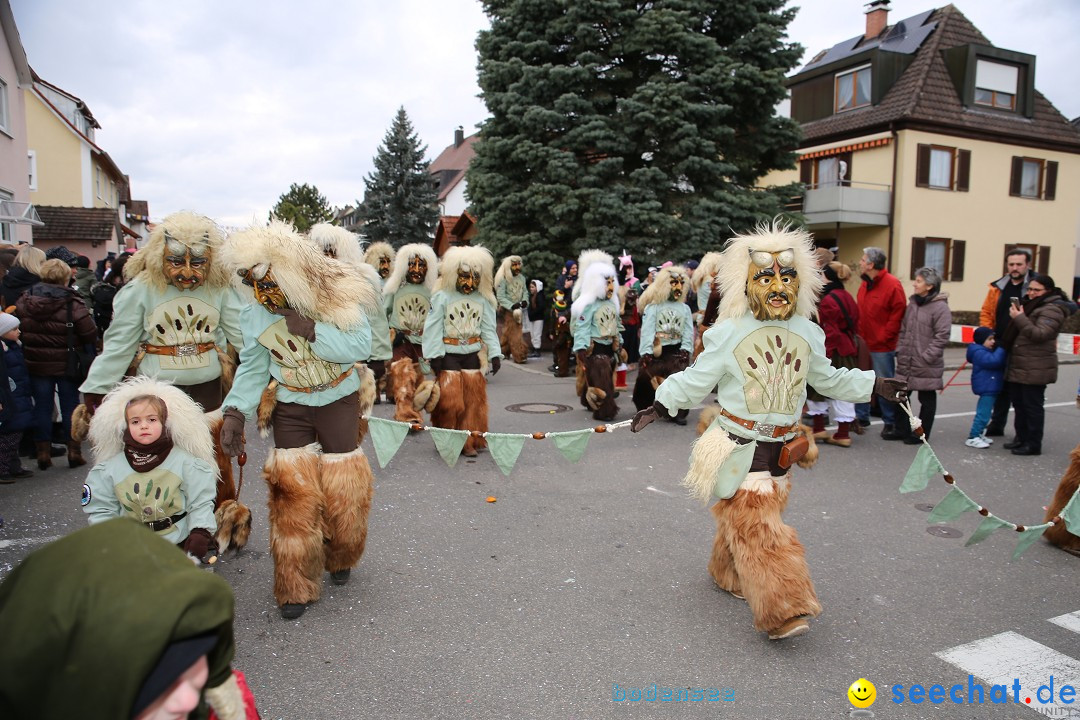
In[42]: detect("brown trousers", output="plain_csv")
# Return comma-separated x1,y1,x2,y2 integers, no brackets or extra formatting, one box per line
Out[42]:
271,392,360,453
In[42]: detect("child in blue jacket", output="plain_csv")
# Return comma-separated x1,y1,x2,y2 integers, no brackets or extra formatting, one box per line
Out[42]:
0,313,34,483
965,326,1005,448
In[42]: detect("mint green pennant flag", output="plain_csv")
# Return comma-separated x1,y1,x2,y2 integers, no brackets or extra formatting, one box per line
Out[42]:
899,444,944,493
965,514,1012,547
1012,523,1051,560
429,427,469,467
366,417,410,468
927,486,979,524
486,433,526,476
548,429,592,462
1060,487,1080,535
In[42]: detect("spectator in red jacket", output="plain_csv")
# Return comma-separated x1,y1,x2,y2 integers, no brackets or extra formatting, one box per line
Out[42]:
855,247,908,438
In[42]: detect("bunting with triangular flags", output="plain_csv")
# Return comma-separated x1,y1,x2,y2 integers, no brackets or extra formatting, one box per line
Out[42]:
486,433,526,476
366,417,411,468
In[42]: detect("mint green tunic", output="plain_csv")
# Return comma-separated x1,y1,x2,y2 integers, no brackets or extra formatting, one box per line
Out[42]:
572,299,623,352
639,300,694,356
496,274,527,310
422,290,501,359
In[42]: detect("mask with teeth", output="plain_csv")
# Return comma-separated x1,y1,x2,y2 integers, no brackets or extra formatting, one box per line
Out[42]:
745,248,799,322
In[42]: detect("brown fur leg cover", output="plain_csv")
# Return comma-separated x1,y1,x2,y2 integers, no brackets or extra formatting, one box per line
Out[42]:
390,358,423,424
209,411,251,552
431,370,465,434
320,447,375,573
1044,443,1080,555
711,475,822,633
504,311,529,364
356,364,376,444
461,370,489,451
580,353,618,421
71,403,91,442
266,445,325,606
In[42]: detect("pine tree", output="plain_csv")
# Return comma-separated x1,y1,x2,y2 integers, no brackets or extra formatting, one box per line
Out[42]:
358,107,439,248
467,0,805,283
269,183,333,233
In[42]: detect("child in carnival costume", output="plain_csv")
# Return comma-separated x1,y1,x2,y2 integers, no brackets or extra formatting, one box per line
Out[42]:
384,243,439,424
82,377,219,564
422,246,502,458
76,210,251,552
549,288,572,377
218,221,378,620
494,254,529,364
572,258,623,421
631,221,906,640
633,265,694,425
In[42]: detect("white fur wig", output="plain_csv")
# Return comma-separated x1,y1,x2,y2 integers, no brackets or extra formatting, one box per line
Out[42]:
693,251,724,294
571,260,618,318
124,211,231,291
309,223,365,269
637,265,689,311
222,220,378,331
713,219,823,324
494,255,523,289
437,245,496,305
363,241,395,271
88,376,215,465
383,243,438,296
571,249,615,300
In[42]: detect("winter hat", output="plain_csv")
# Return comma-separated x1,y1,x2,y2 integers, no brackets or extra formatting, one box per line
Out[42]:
973,327,994,345
0,312,20,335
75,255,91,269
45,245,79,267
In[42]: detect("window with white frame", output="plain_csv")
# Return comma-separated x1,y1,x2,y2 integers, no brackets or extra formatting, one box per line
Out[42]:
95,167,101,199
835,65,871,112
0,76,9,132
974,59,1018,111
28,151,37,191
0,189,12,243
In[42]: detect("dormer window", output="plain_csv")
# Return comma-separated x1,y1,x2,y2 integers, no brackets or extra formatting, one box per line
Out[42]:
974,59,1017,110
835,65,871,112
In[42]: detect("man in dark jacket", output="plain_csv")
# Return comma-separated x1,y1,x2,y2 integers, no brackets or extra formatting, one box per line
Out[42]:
977,247,1032,436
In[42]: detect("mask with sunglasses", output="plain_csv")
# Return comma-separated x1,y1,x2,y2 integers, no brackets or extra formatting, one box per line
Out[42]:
237,264,288,313
745,248,799,322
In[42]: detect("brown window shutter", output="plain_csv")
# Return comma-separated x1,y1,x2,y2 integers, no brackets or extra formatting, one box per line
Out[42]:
910,237,926,279
950,240,965,281
1037,246,1051,274
1044,161,1058,200
956,150,971,192
800,159,813,186
1009,156,1023,196
916,145,931,187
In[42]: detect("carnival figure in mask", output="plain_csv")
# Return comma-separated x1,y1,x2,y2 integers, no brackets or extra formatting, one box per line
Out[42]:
383,243,438,424
633,265,693,424
422,246,502,458
631,221,906,641
76,211,251,551
571,257,623,421
494,254,529,364
218,221,378,620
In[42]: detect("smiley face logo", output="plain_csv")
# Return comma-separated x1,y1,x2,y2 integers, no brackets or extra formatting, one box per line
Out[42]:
848,678,876,708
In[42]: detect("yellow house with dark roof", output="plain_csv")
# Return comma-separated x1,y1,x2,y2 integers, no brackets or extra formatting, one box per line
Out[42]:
762,1,1080,311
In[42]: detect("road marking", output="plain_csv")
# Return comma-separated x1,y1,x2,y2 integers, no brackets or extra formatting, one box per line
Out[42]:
646,485,673,496
0,535,63,550
935,631,1080,715
1048,611,1080,634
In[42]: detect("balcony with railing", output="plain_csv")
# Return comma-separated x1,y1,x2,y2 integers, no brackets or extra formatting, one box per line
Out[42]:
785,180,891,228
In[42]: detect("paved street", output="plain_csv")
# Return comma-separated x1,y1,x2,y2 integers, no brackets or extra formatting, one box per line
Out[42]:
2,353,1078,719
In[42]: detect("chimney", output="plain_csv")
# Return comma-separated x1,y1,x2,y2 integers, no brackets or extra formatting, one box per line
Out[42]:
454,126,464,147
864,0,890,40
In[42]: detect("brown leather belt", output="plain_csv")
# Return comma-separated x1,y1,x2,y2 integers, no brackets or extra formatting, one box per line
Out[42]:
443,336,481,346
143,341,216,357
398,329,422,337
279,367,353,394
719,407,797,439
145,511,187,532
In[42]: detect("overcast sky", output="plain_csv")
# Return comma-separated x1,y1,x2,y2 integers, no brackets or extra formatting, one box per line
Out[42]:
11,0,1080,228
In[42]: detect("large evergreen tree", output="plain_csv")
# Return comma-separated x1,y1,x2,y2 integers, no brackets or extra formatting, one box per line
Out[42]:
269,182,333,233
467,0,804,282
358,107,439,248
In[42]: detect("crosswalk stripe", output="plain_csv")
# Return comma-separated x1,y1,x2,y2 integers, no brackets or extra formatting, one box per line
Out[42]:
1048,612,1080,634
935,631,1080,716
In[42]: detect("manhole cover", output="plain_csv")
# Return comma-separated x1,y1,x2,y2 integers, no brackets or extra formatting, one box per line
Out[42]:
927,526,962,539
915,503,935,512
506,402,573,414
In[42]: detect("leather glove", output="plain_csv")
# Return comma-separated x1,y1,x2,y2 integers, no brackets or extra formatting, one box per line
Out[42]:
575,349,587,365
518,301,529,310
368,359,385,381
678,349,691,365
874,377,908,404
428,356,444,375
182,528,217,561
82,392,105,415
220,407,246,457
640,354,653,369
631,400,669,433
275,308,317,342
490,357,501,375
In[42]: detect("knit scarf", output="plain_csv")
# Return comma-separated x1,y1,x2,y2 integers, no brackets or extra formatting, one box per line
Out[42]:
123,429,174,473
